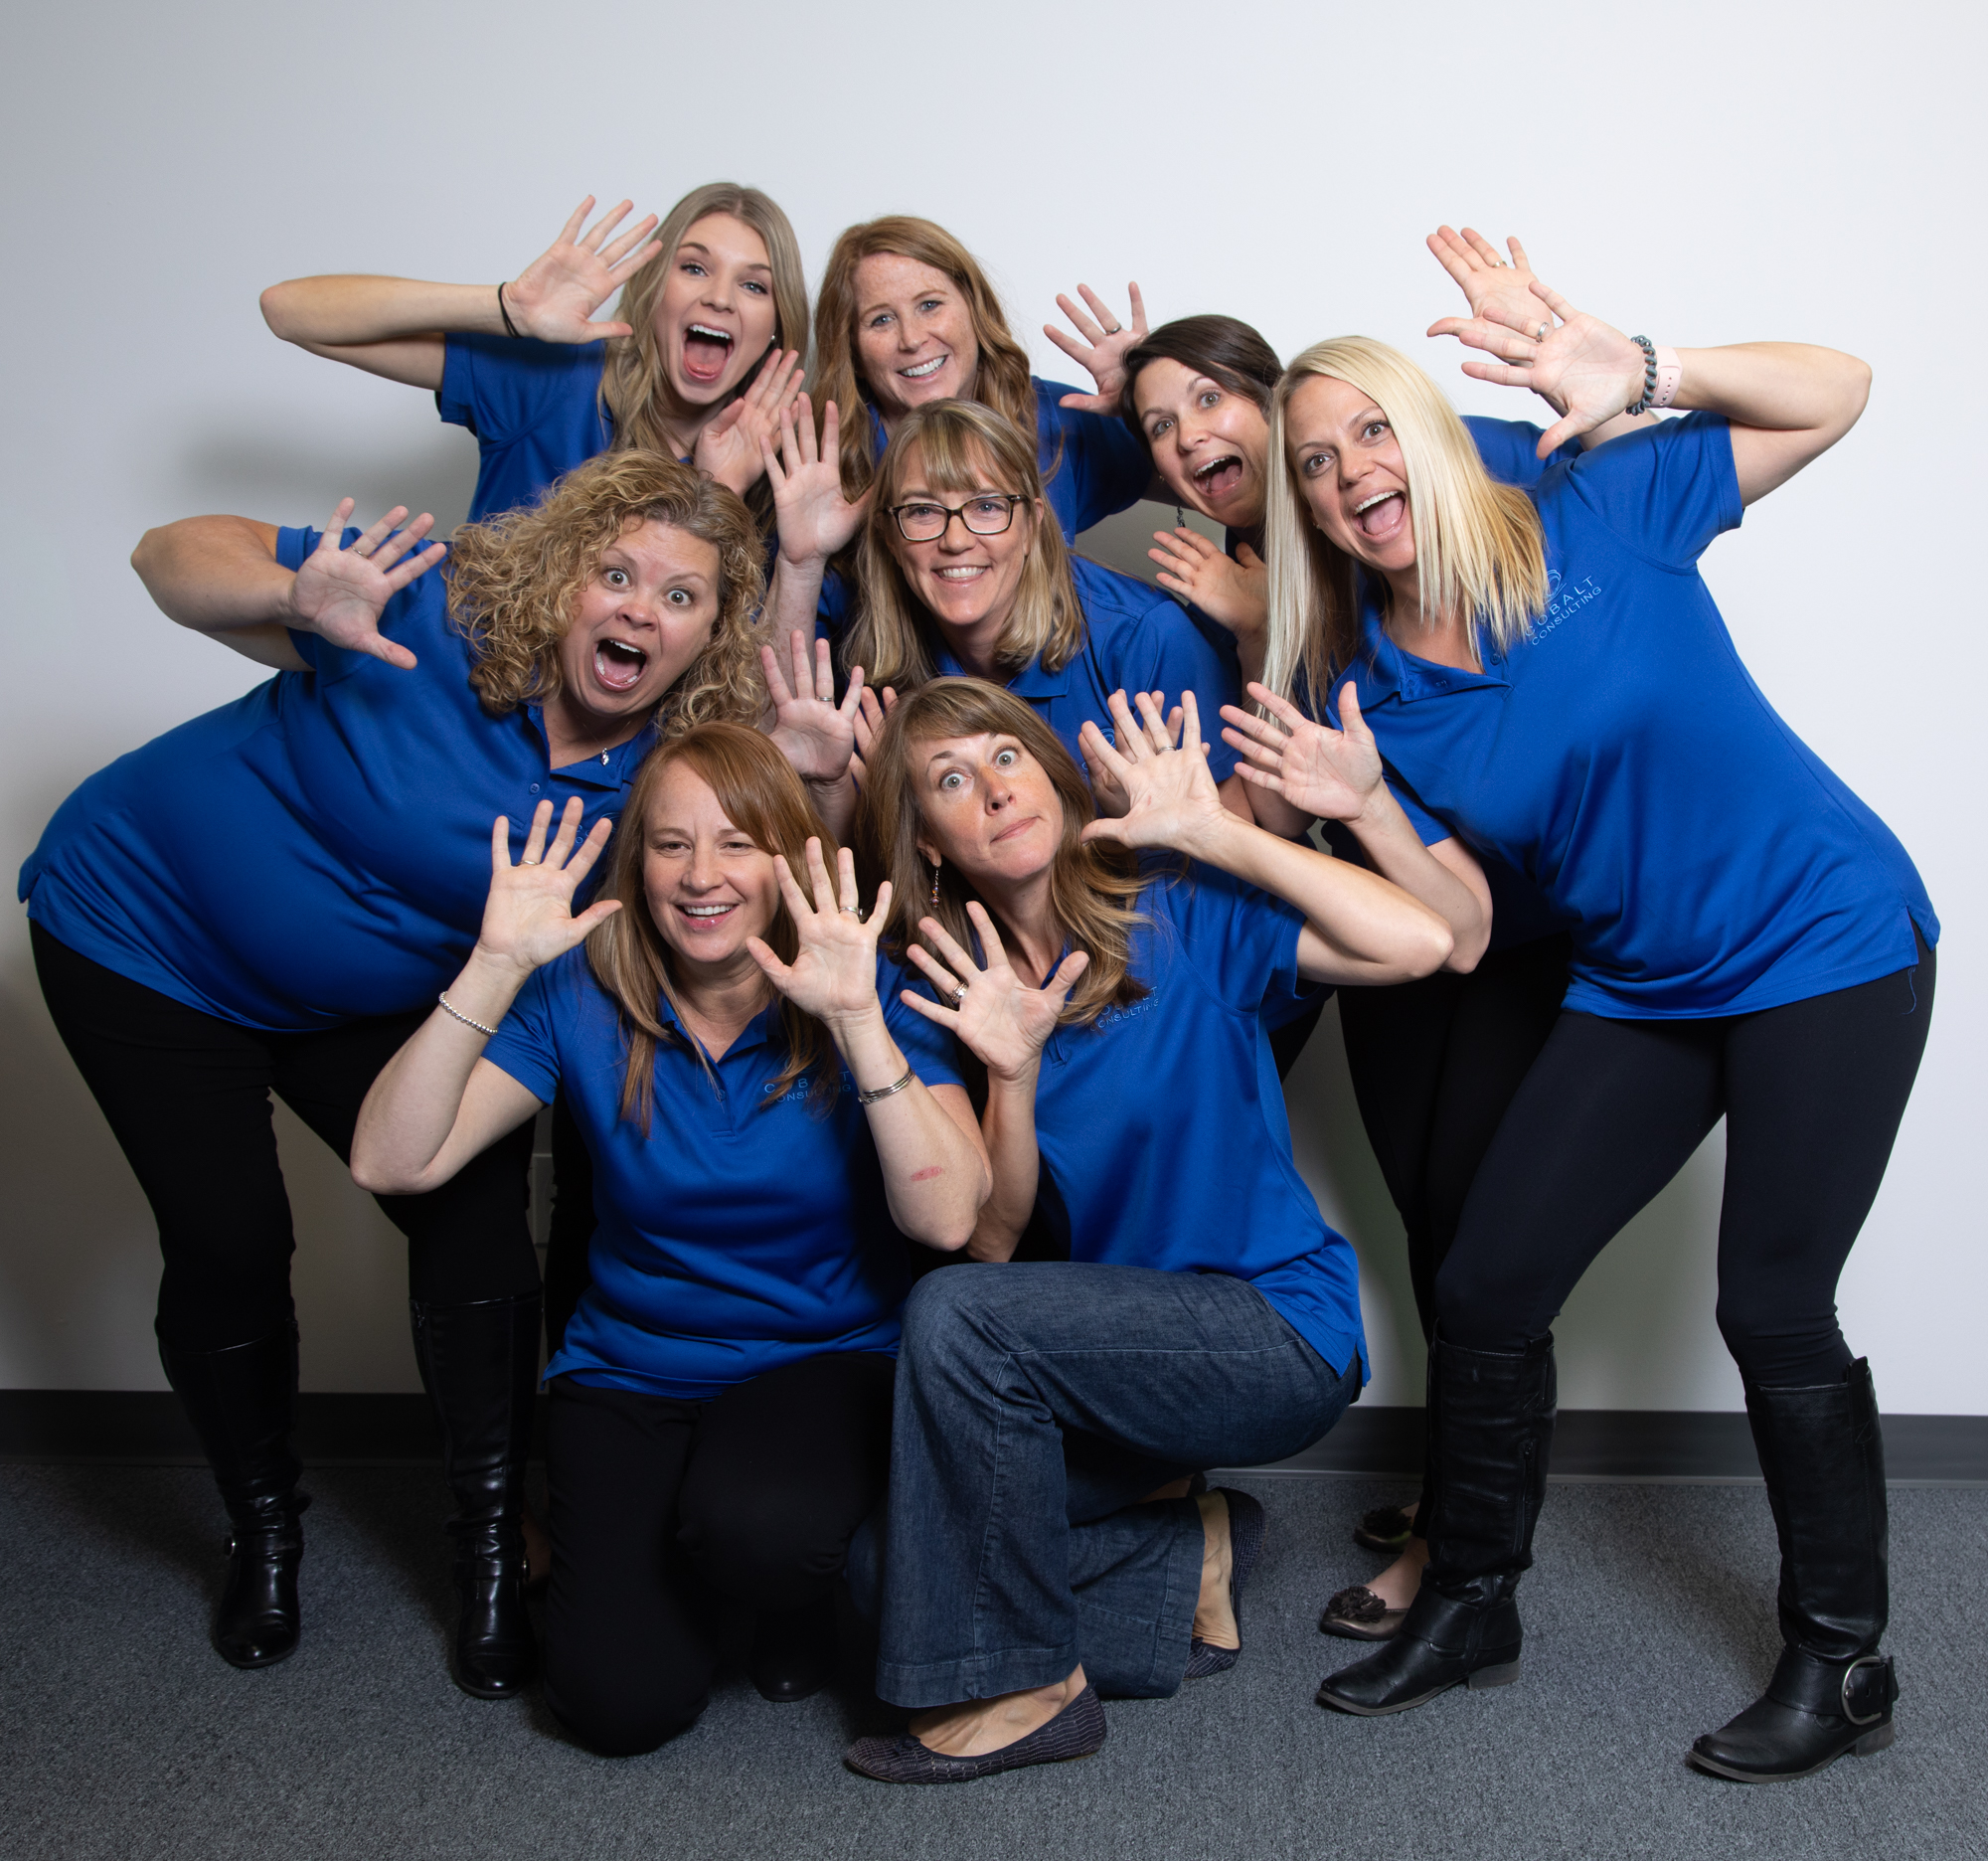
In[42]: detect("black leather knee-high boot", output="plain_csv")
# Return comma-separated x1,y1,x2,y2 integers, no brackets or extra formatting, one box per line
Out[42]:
1690,1358,1897,1781
157,1322,310,1669
411,1293,541,1699
1318,1330,1556,1715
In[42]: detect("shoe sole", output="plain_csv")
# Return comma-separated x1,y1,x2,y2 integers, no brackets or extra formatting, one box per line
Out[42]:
1317,1660,1521,1717
1686,1720,1895,1783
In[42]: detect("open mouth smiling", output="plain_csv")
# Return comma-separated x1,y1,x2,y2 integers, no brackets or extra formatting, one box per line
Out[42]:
593,637,650,694
1192,453,1244,499
1354,489,1407,539
900,354,949,382
676,901,738,924
682,322,735,384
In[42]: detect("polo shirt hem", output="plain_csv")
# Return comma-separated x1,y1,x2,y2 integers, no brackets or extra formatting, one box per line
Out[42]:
549,1336,901,1404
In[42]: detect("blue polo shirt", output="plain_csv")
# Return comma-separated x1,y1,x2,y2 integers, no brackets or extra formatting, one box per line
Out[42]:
1330,413,1935,1019
19,527,652,1030
439,333,615,522
484,945,964,1399
1027,856,1367,1380
926,557,1242,785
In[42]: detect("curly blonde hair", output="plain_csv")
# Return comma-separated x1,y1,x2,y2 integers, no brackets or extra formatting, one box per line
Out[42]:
445,450,765,733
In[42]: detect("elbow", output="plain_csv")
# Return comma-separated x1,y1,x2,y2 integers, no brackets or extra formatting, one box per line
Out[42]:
1840,354,1874,429
1443,920,1489,975
259,281,305,343
349,1143,421,1198
1404,918,1454,981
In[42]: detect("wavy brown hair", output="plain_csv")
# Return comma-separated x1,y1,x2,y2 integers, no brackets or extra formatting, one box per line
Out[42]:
844,401,1084,694
810,216,1046,506
856,678,1148,1028
445,450,765,731
585,724,840,1130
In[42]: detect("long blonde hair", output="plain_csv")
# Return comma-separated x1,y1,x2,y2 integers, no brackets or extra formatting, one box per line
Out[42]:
598,182,809,465
810,216,1045,505
1264,336,1548,705
445,450,764,732
585,725,840,1131
856,678,1148,1028
845,402,1084,693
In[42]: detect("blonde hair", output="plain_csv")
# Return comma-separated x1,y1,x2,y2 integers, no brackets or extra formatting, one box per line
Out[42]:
856,678,1149,1027
445,450,764,731
810,216,1046,506
1264,336,1548,705
599,182,809,470
844,402,1084,693
585,725,840,1131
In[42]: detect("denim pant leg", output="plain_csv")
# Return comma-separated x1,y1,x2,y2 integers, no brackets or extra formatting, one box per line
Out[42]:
875,1262,1354,1707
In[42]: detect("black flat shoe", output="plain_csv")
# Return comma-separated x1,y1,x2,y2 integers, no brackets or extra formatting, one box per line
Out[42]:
749,1599,837,1704
1317,1582,1521,1715
1688,1649,1898,1782
1185,1487,1265,1678
844,1684,1105,1783
1319,1583,1408,1642
214,1491,310,1669
1353,1503,1415,1554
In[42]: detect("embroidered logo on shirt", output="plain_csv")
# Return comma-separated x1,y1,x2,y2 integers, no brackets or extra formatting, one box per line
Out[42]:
1533,569,1602,641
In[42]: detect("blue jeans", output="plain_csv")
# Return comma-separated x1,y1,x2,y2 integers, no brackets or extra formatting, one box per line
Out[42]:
864,1262,1356,1707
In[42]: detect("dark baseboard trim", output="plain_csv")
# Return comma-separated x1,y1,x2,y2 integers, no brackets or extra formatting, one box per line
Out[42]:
2,1392,1983,1483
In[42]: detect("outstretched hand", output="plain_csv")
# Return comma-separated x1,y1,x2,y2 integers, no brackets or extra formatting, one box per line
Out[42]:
901,901,1088,1082
286,499,447,669
1148,527,1266,639
503,196,664,343
747,840,888,1029
1044,282,1149,415
763,627,863,785
696,346,805,496
1221,680,1386,823
763,395,872,566
1077,690,1229,855
472,797,621,978
850,682,898,789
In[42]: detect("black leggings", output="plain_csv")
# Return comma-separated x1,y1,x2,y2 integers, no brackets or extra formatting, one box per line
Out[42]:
1438,939,1935,1387
32,924,539,1352
544,1352,896,1757
1337,934,1572,1336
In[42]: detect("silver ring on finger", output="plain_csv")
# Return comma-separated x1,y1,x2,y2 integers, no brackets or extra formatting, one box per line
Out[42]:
1536,323,1549,341
951,984,968,1005
840,905,863,919
1101,324,1122,336
520,857,541,866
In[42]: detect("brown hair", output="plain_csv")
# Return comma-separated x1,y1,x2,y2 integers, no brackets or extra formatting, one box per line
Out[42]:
810,215,1047,507
584,724,841,1130
445,450,764,731
856,678,1148,1027
1120,314,1284,429
844,401,1084,693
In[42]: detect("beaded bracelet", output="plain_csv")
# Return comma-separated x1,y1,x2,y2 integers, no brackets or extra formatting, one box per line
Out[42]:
856,1067,915,1105
437,992,498,1039
1625,335,1660,416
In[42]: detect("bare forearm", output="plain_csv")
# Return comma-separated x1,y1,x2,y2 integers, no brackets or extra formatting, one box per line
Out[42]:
1671,342,1870,433
1338,790,1489,970
765,556,831,646
967,1071,1044,1263
261,274,506,346
132,516,293,632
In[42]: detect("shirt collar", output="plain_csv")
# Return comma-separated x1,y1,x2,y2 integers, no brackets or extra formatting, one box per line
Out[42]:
929,637,1071,700
1351,578,1509,703
651,984,782,1060
522,710,661,787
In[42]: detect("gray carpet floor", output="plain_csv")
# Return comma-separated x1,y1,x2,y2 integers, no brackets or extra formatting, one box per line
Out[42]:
2,1465,1983,1861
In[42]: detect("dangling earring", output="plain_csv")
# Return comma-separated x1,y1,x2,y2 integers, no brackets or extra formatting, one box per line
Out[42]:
929,860,941,907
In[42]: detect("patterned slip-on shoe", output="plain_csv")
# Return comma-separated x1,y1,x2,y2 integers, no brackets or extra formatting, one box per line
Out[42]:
1353,1503,1415,1554
1185,1487,1266,1678
1319,1583,1409,1641
843,1684,1106,1783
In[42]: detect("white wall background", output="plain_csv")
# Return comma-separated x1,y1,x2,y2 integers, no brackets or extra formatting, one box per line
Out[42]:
2,0,1980,1413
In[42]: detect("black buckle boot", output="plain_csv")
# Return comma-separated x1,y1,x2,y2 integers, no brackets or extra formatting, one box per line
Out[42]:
411,1293,542,1700
1319,1330,1555,1716
748,1596,838,1703
158,1323,308,1670
1689,1358,1895,1781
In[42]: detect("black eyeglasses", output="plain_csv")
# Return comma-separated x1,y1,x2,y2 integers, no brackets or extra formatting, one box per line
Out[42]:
887,493,1028,543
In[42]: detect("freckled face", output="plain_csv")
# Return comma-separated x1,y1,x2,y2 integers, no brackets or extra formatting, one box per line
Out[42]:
1133,357,1271,528
911,732,1063,891
853,254,982,421
639,762,780,969
1284,373,1417,575
651,213,779,408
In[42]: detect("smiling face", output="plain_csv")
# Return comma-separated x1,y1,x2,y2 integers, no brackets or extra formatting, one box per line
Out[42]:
1284,373,1417,577
853,254,983,423
1133,357,1272,529
650,213,779,409
885,441,1041,670
911,731,1064,895
552,518,723,749
639,760,781,974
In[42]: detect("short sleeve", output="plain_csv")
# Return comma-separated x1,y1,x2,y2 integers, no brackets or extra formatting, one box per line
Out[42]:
1158,860,1305,1017
437,332,606,444
1560,411,1742,567
1462,415,1581,486
1036,380,1152,537
482,965,563,1104
878,955,965,1092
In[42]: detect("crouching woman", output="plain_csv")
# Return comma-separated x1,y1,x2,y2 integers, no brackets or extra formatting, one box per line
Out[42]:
840,681,1452,1782
353,725,988,1754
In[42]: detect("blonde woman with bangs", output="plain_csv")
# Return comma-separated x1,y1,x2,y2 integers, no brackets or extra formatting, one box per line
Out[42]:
1233,270,1935,1783
760,396,1253,817
830,677,1450,1782
260,183,809,525
24,453,854,1705
352,724,986,1754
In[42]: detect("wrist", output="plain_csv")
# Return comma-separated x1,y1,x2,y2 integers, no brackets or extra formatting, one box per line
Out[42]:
823,1000,891,1051
461,942,539,995
1174,802,1250,867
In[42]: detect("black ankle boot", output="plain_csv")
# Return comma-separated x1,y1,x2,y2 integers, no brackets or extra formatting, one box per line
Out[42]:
1319,1330,1555,1716
411,1293,541,1700
1690,1358,1897,1782
748,1596,838,1703
158,1323,309,1669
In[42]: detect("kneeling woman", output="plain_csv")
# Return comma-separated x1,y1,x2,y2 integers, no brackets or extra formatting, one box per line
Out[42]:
353,726,989,1755
840,682,1452,1781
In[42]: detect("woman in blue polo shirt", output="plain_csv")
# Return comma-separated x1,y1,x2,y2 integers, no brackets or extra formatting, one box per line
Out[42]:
259,183,810,524
835,680,1452,1783
19,453,792,1698
351,724,987,1755
1247,287,1933,1781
